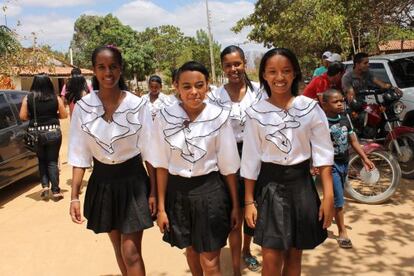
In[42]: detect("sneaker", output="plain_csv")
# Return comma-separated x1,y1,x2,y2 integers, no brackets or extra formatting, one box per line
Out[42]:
40,188,49,200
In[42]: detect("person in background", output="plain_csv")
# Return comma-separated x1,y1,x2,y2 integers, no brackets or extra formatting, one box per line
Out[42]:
65,74,90,117
142,75,176,118
242,48,334,276
303,62,345,103
60,67,92,98
342,52,397,103
313,51,332,77
19,74,68,201
321,88,375,249
208,45,266,274
69,45,156,276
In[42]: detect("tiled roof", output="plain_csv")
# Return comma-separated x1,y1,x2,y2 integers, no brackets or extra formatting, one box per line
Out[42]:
378,40,414,51
15,66,94,77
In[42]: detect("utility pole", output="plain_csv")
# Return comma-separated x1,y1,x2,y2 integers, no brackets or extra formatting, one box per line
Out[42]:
205,0,216,84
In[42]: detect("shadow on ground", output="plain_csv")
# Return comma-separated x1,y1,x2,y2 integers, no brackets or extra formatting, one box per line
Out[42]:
0,174,39,208
302,178,414,276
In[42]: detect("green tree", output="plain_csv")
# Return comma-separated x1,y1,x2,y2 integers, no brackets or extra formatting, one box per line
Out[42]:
70,14,156,80
190,29,221,79
233,0,414,74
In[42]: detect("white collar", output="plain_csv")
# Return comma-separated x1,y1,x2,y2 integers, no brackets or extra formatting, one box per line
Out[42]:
159,102,230,163
246,96,318,153
76,91,146,154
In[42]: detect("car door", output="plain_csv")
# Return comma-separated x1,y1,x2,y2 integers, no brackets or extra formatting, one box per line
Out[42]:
0,92,22,187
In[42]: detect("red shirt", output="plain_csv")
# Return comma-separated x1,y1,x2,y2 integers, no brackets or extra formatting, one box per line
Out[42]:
303,73,330,100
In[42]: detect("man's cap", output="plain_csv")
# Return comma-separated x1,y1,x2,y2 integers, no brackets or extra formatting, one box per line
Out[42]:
322,51,332,59
327,53,342,62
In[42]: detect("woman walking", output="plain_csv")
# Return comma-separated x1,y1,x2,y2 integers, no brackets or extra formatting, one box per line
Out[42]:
19,74,67,201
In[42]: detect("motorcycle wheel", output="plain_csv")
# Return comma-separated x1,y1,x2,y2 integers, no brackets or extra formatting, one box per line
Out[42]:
345,150,401,204
390,133,414,179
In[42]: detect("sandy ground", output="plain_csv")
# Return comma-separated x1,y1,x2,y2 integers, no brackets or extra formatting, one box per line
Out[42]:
0,118,413,276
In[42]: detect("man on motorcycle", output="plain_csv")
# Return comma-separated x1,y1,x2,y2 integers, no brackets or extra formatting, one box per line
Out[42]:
342,52,395,103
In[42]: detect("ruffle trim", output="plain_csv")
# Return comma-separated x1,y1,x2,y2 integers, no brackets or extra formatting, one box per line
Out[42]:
246,96,318,153
160,102,230,163
207,83,266,125
76,91,147,154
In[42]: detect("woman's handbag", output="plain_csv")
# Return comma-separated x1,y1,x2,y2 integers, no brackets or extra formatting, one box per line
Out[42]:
24,95,40,152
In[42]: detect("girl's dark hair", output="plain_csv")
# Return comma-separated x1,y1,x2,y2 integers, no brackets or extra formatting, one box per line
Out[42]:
30,74,56,101
91,45,128,90
65,75,89,104
149,75,162,85
176,61,209,82
220,45,254,91
259,48,302,97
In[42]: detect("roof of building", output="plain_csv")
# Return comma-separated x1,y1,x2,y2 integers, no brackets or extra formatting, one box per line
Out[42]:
378,40,414,51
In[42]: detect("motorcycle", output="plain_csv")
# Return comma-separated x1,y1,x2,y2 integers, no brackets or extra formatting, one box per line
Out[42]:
349,88,414,179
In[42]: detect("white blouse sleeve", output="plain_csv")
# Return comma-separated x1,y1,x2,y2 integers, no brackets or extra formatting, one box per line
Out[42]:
310,105,334,167
147,113,170,169
137,104,153,162
216,120,240,175
240,116,262,180
68,104,92,167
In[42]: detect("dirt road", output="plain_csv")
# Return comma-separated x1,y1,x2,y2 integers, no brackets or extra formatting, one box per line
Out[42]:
0,118,413,276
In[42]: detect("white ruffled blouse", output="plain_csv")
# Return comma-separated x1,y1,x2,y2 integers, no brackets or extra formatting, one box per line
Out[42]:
240,95,334,180
68,91,152,167
207,82,267,143
148,102,240,178
142,92,177,118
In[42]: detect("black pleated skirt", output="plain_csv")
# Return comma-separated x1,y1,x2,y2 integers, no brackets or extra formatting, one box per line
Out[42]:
84,155,153,234
163,171,231,253
254,160,327,250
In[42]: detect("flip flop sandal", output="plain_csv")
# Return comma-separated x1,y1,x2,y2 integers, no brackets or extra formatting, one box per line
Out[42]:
338,238,353,249
243,254,261,271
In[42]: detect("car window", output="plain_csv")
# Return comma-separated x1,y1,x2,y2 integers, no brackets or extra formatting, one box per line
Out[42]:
389,58,414,88
0,94,17,130
368,63,390,83
6,92,26,112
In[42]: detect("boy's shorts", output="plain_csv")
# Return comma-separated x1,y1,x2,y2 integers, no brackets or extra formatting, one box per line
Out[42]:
333,161,348,208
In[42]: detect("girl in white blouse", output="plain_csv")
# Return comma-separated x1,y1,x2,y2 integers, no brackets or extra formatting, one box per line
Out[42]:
241,48,334,276
208,45,266,274
68,45,156,276
142,75,176,118
149,61,241,276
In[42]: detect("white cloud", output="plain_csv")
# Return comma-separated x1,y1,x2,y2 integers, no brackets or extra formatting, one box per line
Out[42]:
16,14,74,50
115,0,266,53
19,0,95,7
1,2,22,17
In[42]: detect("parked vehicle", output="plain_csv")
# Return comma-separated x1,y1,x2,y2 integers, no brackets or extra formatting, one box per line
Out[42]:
0,90,38,189
343,52,414,127
348,88,414,179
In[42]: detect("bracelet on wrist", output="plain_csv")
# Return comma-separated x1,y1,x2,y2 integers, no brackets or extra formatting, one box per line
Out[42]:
70,199,80,203
244,200,256,206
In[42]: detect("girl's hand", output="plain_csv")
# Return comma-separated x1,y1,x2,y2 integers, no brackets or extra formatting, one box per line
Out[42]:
230,207,241,230
244,204,257,229
319,197,334,229
156,211,169,233
69,201,84,224
363,158,375,171
310,166,320,176
148,195,157,216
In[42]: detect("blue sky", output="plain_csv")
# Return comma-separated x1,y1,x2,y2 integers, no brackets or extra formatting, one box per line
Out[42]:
2,0,263,53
